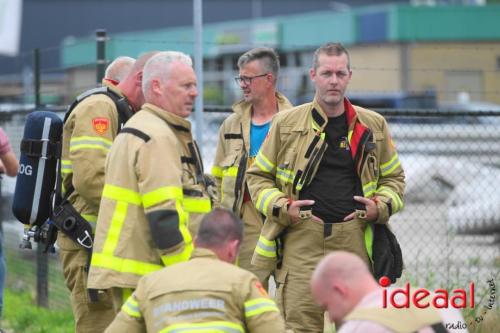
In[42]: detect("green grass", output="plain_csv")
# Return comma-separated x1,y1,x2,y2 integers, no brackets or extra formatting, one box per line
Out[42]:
2,289,74,333
5,247,71,310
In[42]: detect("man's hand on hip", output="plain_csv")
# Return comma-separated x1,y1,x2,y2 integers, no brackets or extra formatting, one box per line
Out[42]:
344,196,379,222
287,199,323,224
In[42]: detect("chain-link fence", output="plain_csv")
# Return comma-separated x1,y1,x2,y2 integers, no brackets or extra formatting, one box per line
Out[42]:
2,109,499,311
1,34,499,331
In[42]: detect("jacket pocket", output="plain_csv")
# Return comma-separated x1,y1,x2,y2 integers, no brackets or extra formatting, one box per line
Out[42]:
276,149,296,188
219,153,239,209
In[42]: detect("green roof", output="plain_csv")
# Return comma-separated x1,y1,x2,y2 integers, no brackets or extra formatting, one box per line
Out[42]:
61,4,500,68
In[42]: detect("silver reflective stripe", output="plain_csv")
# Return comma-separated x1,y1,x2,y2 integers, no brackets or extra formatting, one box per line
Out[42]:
30,117,51,224
257,240,276,252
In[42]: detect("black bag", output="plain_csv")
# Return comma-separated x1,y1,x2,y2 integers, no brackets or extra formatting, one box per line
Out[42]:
372,224,403,284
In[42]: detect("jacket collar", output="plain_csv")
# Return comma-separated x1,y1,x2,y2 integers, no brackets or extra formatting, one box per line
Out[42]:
190,247,219,260
232,91,292,152
141,103,192,133
231,91,292,116
309,97,359,131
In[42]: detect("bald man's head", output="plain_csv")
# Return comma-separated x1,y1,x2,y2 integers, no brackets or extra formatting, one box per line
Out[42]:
117,51,159,111
313,251,371,287
311,251,379,324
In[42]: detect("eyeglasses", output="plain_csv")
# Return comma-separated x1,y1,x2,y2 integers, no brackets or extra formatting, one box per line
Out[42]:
234,73,269,85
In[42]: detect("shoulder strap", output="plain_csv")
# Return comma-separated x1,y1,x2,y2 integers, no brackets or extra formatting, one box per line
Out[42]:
63,86,134,131
119,127,151,142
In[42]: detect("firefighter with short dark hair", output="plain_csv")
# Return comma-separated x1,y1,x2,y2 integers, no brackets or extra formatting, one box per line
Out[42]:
212,47,292,286
58,52,156,333
87,51,212,313
105,208,286,333
246,42,405,333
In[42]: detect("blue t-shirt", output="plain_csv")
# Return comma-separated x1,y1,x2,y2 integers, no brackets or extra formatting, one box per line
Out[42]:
249,121,271,157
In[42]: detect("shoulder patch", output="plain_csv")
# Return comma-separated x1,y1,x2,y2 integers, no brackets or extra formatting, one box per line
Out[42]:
92,117,110,135
254,281,268,297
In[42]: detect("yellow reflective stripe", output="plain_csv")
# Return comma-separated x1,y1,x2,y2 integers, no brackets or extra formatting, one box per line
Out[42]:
61,159,73,174
380,153,401,177
69,136,112,152
364,224,374,264
183,197,211,213
255,235,276,258
276,167,294,184
223,166,238,177
81,214,97,231
142,186,183,209
363,181,377,198
122,295,141,319
102,201,128,255
102,184,142,205
90,252,163,276
160,321,244,333
320,132,325,140
377,186,404,213
256,188,281,215
348,129,353,144
81,214,97,223
255,151,274,173
160,239,193,267
312,121,319,131
244,298,279,318
61,168,73,175
211,165,223,178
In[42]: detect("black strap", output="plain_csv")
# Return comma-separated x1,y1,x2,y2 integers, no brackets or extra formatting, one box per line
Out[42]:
119,127,151,142
292,170,302,195
224,133,243,140
64,86,133,130
166,121,190,133
354,129,372,170
188,141,205,185
304,135,320,159
21,138,61,159
181,156,195,164
183,188,203,197
311,108,326,128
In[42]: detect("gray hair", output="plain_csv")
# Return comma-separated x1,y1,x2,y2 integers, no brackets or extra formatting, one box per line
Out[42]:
196,208,244,249
105,56,135,82
237,47,280,84
142,51,193,95
312,42,351,70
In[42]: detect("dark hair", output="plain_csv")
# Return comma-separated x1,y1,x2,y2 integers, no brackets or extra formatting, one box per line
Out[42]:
237,47,280,83
312,42,350,70
196,208,244,248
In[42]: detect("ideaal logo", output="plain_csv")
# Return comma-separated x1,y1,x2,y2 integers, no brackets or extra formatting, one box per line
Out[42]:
379,275,497,330
379,276,475,309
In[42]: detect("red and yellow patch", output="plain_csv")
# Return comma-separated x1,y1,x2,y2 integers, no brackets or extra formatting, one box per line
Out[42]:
254,281,268,297
92,117,109,135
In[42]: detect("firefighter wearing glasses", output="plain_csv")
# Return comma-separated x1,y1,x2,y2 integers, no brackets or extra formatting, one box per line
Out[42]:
212,48,292,287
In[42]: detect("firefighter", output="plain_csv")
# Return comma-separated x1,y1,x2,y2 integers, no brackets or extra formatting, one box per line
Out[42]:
58,52,156,333
311,251,464,333
246,42,405,332
211,47,292,287
105,208,286,333
87,51,212,313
